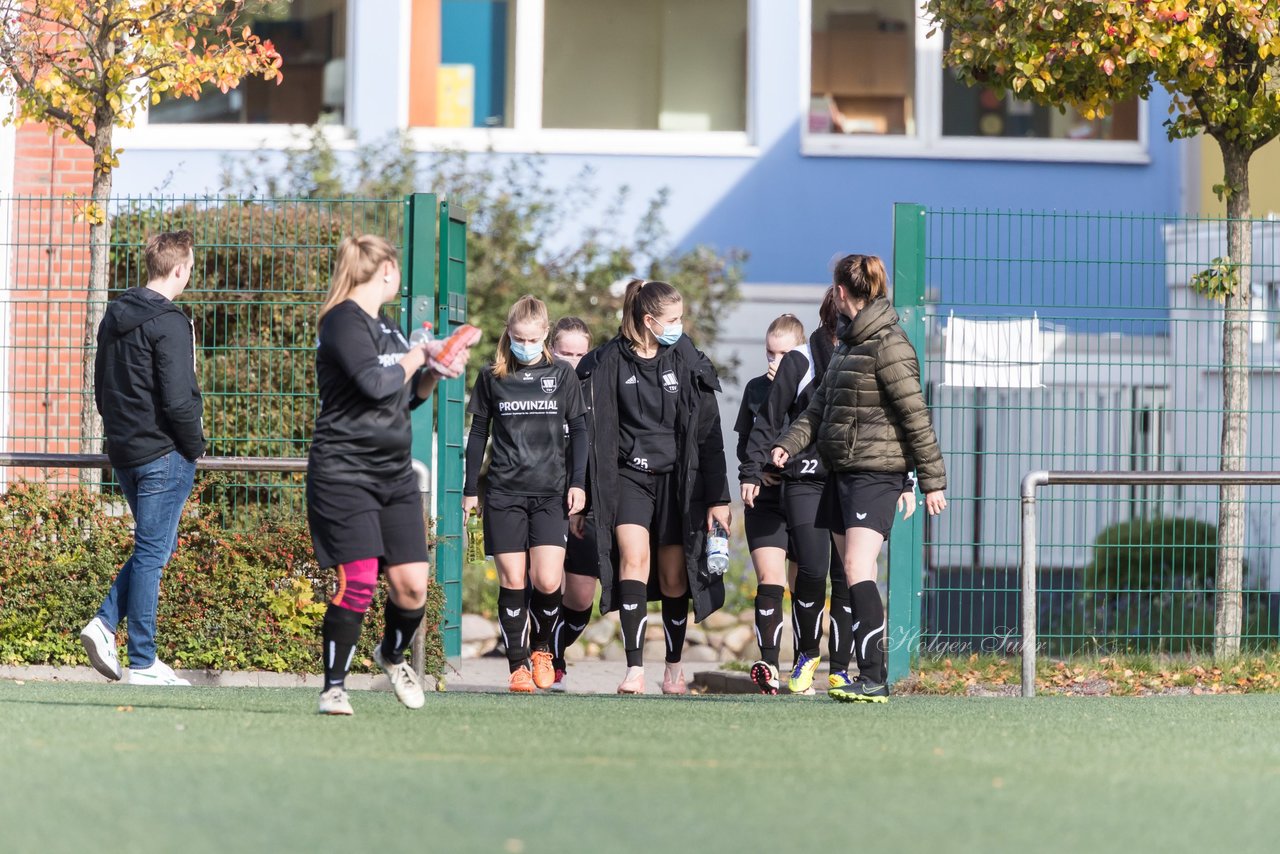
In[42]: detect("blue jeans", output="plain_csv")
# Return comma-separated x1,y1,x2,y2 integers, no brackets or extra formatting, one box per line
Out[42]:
96,450,197,669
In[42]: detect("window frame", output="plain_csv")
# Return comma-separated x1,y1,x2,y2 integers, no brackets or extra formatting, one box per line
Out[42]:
799,2,1150,165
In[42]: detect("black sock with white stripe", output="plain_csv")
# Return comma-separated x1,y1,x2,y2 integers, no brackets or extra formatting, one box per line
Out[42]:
792,575,826,658
321,604,364,690
661,595,689,664
618,580,648,668
753,584,785,668
380,599,425,665
553,605,593,670
529,587,562,653
850,580,886,684
498,586,530,673
827,571,854,674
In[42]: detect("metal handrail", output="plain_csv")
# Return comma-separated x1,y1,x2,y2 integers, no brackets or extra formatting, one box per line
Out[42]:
0,452,434,683
1019,469,1280,697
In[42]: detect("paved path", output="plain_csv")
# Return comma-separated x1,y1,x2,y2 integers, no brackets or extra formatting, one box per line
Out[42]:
0,659,825,696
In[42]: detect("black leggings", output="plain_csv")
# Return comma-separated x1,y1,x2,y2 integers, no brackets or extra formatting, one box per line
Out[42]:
784,479,852,666
784,480,836,587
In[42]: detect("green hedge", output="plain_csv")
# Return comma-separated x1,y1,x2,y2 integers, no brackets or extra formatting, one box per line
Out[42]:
1081,516,1271,653
0,480,445,676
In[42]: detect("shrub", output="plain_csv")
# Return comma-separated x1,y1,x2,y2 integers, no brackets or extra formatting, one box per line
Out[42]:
0,480,445,676
1081,516,1272,653
219,130,747,388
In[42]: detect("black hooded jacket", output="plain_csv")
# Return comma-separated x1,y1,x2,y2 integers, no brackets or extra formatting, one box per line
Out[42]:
577,334,730,622
94,287,205,468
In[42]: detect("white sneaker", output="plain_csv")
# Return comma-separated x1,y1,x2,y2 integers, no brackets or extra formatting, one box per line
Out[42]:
373,646,425,709
79,617,122,681
128,659,191,686
318,686,354,715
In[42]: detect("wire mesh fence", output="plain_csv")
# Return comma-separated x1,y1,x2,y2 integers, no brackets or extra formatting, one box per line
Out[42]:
913,207,1280,656
0,194,403,527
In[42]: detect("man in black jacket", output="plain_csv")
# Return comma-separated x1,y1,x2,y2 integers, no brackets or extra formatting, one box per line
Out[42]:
79,230,206,687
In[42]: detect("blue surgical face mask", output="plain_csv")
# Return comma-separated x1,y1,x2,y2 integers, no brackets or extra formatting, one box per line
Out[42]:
650,320,683,346
511,340,544,364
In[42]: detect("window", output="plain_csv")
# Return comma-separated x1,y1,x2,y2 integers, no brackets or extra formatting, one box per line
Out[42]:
408,0,752,154
541,0,747,132
808,0,915,137
941,32,1138,142
805,1,1146,160
410,1,516,129
149,1,348,126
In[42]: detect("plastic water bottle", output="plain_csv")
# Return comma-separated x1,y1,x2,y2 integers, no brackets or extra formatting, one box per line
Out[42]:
409,321,434,348
706,521,729,575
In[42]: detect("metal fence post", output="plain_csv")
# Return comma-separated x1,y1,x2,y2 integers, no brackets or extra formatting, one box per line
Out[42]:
1020,471,1047,698
435,200,469,661
888,202,928,686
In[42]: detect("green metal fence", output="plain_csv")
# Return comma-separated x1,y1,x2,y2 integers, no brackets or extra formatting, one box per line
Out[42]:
0,193,466,654
890,203,1280,672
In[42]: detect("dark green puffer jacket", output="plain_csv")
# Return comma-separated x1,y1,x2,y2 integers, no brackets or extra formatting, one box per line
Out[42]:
776,297,946,493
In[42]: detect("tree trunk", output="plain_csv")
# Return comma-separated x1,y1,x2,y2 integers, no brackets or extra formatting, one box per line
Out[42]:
79,120,112,482
1215,140,1252,660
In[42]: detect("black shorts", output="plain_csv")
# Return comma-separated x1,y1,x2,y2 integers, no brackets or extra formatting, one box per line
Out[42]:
615,467,683,547
483,492,568,556
306,471,428,569
565,514,600,577
744,483,789,552
817,471,903,539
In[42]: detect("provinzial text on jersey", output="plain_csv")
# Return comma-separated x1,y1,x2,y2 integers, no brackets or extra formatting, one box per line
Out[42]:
497,399,560,413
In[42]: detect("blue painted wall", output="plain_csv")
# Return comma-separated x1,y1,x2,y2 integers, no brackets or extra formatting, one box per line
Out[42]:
111,0,1188,314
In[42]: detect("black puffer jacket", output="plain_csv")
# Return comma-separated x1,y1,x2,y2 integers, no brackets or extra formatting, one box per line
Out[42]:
777,298,946,493
94,287,205,468
578,334,730,621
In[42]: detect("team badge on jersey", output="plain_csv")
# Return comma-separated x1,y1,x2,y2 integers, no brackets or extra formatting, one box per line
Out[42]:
541,375,558,394
661,370,679,394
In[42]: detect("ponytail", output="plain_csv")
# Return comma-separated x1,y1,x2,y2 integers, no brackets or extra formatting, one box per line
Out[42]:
832,254,888,303
319,235,399,321
494,294,552,379
620,278,681,349
818,286,839,338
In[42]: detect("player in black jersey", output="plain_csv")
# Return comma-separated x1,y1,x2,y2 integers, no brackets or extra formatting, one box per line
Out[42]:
742,301,878,694
308,235,475,716
464,296,588,693
578,279,731,695
546,317,597,692
733,315,803,694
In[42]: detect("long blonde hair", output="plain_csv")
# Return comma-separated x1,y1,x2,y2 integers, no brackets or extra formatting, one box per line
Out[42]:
318,235,399,321
494,295,552,379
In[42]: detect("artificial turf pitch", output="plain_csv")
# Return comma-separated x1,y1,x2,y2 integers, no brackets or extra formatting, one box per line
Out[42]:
0,682,1274,854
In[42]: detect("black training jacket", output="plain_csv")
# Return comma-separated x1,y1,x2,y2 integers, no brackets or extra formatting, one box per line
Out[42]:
308,300,430,486
578,334,730,622
94,287,205,469
740,346,826,486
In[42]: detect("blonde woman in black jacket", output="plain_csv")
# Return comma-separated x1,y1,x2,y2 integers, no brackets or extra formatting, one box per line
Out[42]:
578,279,731,695
773,255,946,703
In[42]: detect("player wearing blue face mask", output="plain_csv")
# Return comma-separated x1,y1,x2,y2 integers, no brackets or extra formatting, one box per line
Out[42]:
576,279,732,695
464,295,588,693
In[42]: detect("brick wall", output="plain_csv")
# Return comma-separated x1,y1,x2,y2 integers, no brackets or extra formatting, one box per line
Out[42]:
6,126,94,479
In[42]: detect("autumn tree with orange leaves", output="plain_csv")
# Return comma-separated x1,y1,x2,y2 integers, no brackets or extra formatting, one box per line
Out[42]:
0,0,282,446
925,0,1280,658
